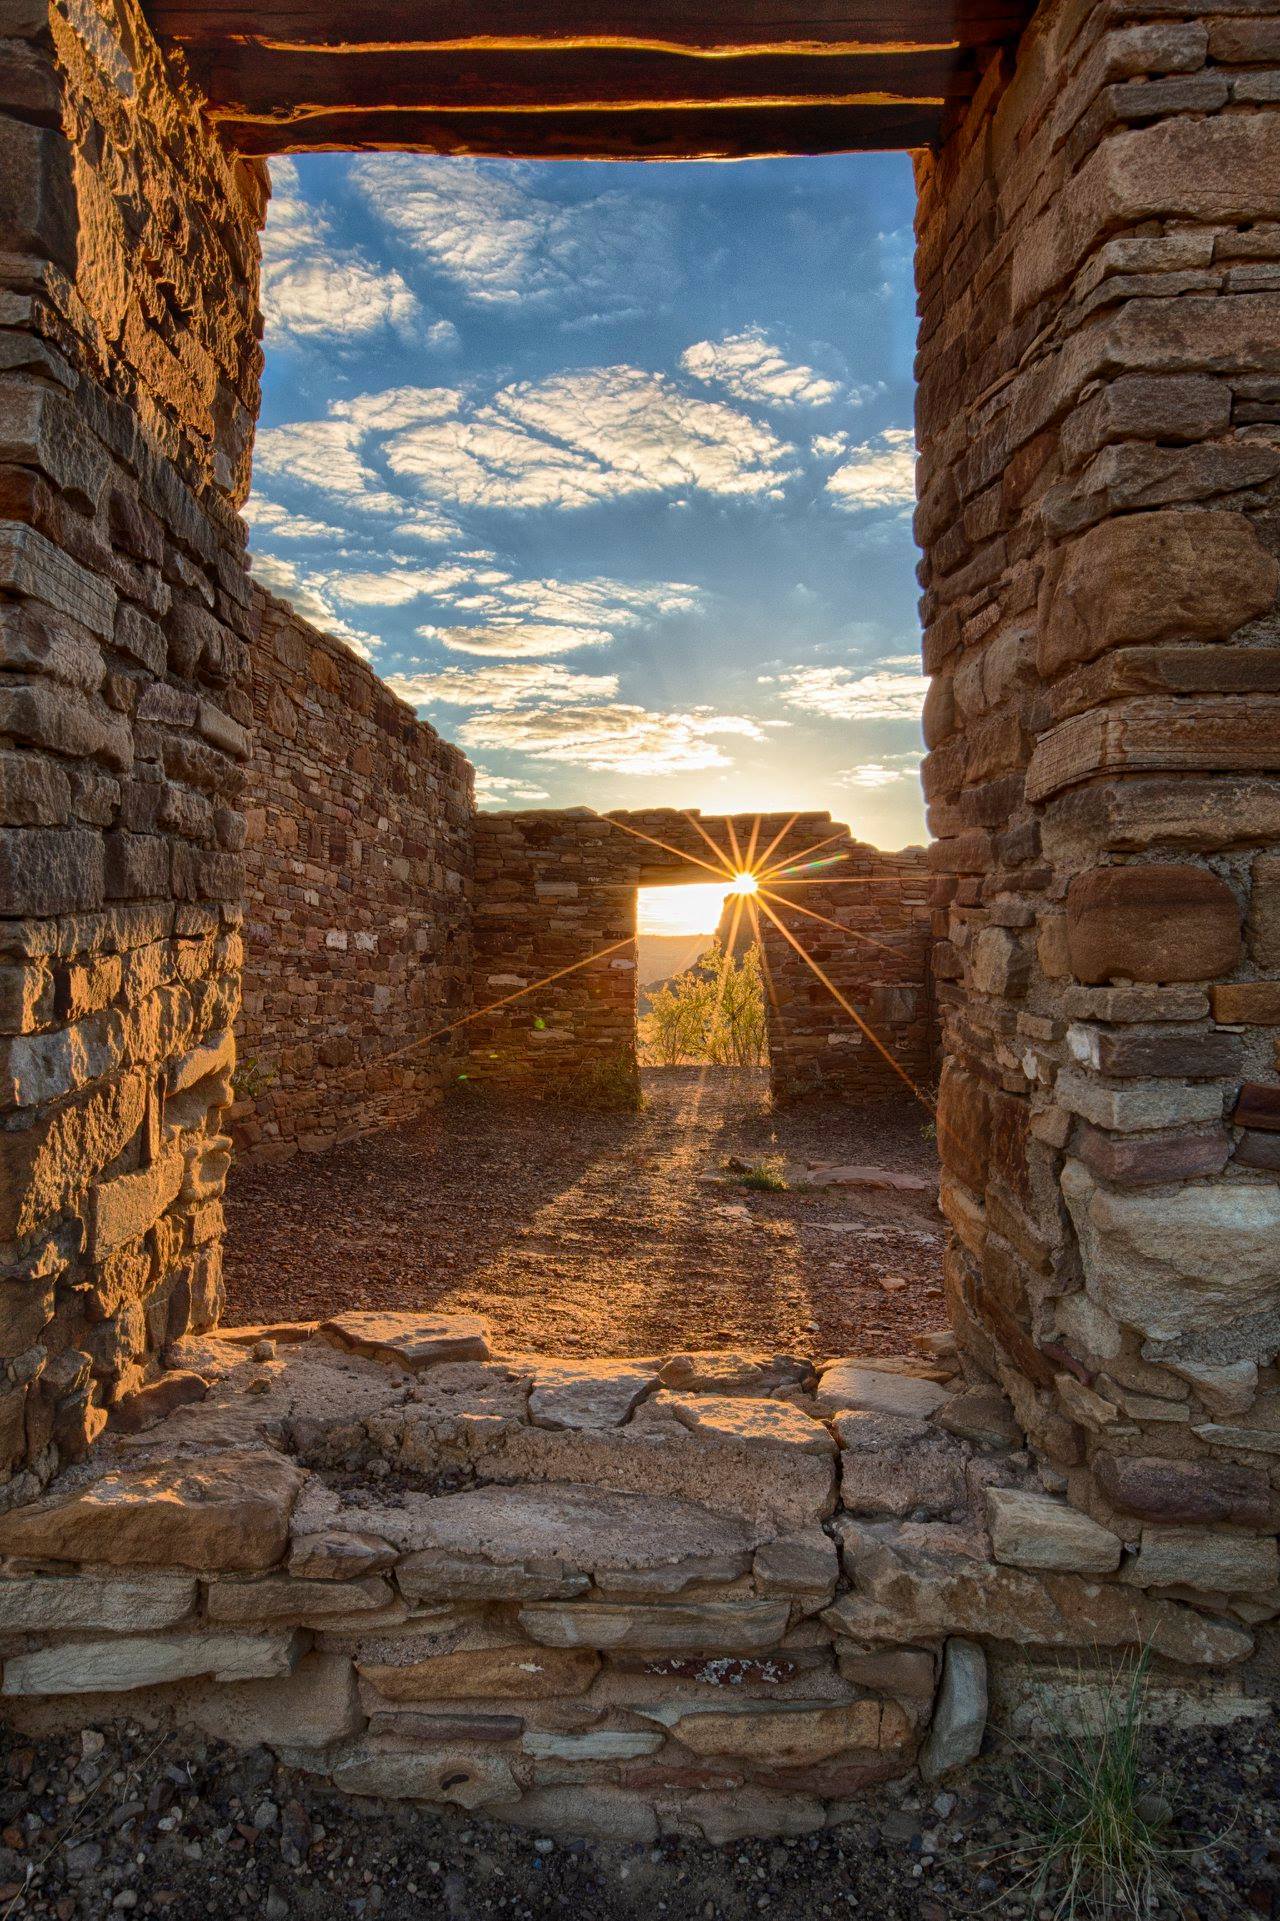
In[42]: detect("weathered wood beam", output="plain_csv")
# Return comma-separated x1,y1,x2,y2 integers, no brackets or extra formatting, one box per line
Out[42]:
147,0,1030,55
215,100,942,155
190,47,973,121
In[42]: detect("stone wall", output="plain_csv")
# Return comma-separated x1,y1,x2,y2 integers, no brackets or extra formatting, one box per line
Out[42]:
915,0,1280,1561
233,590,473,1161
467,810,934,1105
0,0,263,1490
0,1316,1266,1840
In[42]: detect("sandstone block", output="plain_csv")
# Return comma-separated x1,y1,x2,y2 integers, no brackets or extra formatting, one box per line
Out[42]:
837,1412,967,1519
206,1575,393,1624
0,1449,303,1571
1192,1423,1280,1456
1066,1024,1241,1079
526,1360,657,1431
639,1698,908,1767
1071,1121,1230,1187
0,826,104,916
183,1652,362,1753
934,1385,1021,1448
829,1521,1252,1667
90,1150,184,1260
0,1572,196,1634
517,1599,790,1654
1249,856,1280,970
1121,1527,1279,1594
2,1630,301,1696
319,1312,490,1369
288,1530,400,1580
1210,983,1280,1025
919,1638,986,1781
836,1646,935,1698
523,1728,662,1762
817,1363,949,1421
1166,1360,1257,1418
1094,1453,1271,1527
1040,511,1279,677
358,1645,599,1702
1233,1083,1280,1134
751,1528,839,1607
1056,1070,1223,1134
1062,1160,1280,1340
331,1742,517,1810
985,1488,1122,1575
1065,866,1241,985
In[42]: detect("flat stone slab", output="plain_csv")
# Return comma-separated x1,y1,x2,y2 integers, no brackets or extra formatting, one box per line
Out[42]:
986,1488,1122,1575
0,1573,197,1634
816,1362,950,1421
0,1449,304,1572
635,1697,910,1764
359,1645,601,1702
787,1163,934,1193
319,1312,491,1368
517,1599,791,1654
525,1360,658,1431
2,1630,302,1696
389,1483,756,1603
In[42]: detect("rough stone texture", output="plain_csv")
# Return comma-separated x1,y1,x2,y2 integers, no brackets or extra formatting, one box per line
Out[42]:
917,0,1280,1557
234,591,473,1160
0,1326,1271,1839
467,810,934,1105
0,0,265,1485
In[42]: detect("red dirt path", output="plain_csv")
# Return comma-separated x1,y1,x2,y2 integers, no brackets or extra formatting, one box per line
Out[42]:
223,1067,945,1360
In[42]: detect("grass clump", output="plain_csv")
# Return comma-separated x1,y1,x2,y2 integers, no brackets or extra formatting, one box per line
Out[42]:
1003,1648,1191,1920
727,1155,789,1192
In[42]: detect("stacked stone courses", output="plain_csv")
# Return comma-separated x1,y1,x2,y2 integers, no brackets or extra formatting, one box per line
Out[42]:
466,809,934,1105
233,590,473,1162
1,0,268,1500
915,0,1280,1575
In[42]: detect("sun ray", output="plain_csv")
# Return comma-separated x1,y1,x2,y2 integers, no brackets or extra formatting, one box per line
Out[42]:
754,811,800,876
758,883,908,965
600,811,730,881
757,827,853,882
742,813,764,877
679,809,741,877
754,894,934,1112
334,935,637,1081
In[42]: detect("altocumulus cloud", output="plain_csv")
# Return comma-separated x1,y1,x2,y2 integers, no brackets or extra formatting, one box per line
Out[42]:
838,750,925,789
824,427,917,511
762,663,927,721
256,370,798,519
680,327,842,408
456,703,765,777
262,160,421,344
350,157,679,318
386,662,620,710
472,769,552,805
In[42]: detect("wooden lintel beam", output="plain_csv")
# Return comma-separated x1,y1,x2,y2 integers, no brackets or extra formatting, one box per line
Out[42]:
146,0,1030,55
189,46,976,119
215,100,943,156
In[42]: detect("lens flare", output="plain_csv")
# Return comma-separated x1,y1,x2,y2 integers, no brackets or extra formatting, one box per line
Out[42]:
727,871,759,897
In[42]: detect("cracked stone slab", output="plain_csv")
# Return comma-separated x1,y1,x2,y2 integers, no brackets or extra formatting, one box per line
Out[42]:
524,1359,658,1431
816,1362,951,1421
0,1449,304,1572
517,1599,791,1654
2,1629,303,1696
318,1312,491,1369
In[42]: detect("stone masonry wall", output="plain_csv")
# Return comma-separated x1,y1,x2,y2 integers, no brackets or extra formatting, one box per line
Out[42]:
468,810,934,1105
916,0,1280,1567
0,1315,1268,1841
0,0,264,1491
233,589,473,1162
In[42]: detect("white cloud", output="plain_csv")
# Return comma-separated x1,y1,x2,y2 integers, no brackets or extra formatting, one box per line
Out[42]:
242,496,346,541
762,665,927,721
825,427,917,511
472,769,552,805
262,159,421,344
385,366,798,510
838,751,925,789
351,157,679,317
681,328,841,408
248,552,381,660
387,663,619,710
457,703,764,777
810,431,850,460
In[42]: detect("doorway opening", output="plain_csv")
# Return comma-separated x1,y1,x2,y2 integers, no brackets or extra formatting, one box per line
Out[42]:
637,876,770,1074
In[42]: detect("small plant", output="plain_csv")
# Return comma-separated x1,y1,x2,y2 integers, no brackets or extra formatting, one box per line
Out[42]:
566,1046,643,1111
1000,1648,1188,1921
728,1154,789,1192
231,1054,276,1101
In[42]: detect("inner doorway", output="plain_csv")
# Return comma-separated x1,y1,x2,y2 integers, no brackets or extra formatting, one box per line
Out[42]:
636,875,770,1072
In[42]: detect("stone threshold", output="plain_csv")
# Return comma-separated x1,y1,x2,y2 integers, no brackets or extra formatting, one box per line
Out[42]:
0,1316,1266,1842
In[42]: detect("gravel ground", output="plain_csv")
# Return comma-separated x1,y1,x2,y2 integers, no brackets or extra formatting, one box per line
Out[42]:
225,1068,946,1359
0,1712,1275,1920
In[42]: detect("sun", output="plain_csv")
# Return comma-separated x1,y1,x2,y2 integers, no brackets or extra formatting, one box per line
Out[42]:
726,871,759,897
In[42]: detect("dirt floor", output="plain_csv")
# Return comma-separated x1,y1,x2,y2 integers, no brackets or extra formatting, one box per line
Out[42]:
0,1711,1275,1920
224,1068,945,1359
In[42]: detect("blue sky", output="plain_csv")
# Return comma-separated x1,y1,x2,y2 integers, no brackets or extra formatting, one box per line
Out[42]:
249,152,927,848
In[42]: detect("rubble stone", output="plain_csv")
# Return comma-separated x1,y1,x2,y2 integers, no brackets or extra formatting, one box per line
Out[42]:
985,1488,1122,1574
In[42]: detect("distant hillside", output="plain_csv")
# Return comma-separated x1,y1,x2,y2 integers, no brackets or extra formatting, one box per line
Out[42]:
637,932,715,988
